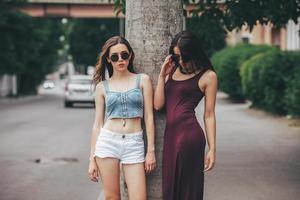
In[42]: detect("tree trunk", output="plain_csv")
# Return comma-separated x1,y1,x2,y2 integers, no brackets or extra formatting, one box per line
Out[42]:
124,1,183,199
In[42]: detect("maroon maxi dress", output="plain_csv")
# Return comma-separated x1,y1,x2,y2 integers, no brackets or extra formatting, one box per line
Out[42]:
163,67,207,200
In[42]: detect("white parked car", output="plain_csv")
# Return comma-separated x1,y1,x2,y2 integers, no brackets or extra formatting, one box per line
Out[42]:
64,75,95,107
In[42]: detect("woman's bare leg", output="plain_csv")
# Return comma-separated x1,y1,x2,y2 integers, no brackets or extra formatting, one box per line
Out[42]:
96,157,120,200
122,163,146,200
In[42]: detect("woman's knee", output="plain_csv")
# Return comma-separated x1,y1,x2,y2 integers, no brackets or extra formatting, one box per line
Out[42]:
128,192,146,200
104,193,120,200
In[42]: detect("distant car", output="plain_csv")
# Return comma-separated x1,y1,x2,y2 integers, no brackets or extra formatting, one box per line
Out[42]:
43,80,55,89
64,75,95,107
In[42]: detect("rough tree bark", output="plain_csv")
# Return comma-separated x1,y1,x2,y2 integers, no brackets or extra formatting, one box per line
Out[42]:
123,0,183,199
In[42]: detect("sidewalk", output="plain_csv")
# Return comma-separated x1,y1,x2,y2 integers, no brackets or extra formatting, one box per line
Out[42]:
202,92,300,200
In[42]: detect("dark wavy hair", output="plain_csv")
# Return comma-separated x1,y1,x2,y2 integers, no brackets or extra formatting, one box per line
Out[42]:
93,36,135,85
169,31,214,73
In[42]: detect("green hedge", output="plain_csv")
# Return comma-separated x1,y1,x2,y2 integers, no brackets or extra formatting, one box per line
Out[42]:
241,50,300,116
241,50,286,114
240,52,266,108
211,44,274,101
284,52,300,116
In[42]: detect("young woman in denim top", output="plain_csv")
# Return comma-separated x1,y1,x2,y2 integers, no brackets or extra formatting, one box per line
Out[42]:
154,31,217,200
88,36,156,199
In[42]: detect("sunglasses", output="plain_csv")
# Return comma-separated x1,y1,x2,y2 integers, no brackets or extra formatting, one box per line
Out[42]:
171,53,191,64
110,52,130,62
171,54,180,64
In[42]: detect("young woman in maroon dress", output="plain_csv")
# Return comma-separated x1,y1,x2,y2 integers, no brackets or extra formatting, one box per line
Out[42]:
154,31,217,200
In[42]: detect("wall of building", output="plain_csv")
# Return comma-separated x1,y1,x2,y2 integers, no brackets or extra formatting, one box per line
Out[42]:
0,75,17,97
286,18,300,50
226,19,300,51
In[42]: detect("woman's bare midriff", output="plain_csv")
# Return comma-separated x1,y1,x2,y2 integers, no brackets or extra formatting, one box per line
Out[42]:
103,117,142,134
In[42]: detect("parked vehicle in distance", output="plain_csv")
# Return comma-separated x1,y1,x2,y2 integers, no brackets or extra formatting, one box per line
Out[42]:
64,75,95,108
42,80,55,89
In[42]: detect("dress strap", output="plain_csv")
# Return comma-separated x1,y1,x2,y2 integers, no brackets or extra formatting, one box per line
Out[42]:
135,74,141,88
102,80,110,93
168,66,177,80
196,69,208,80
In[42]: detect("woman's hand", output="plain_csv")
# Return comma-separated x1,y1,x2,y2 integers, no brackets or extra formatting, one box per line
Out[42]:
160,55,174,78
145,151,156,173
204,149,216,172
88,159,100,182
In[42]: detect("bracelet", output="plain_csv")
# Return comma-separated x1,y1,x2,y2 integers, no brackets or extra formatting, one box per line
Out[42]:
89,157,95,161
147,147,155,153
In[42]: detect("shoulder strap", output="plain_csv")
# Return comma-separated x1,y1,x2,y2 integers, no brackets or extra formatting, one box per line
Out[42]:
195,69,208,80
102,80,109,93
136,74,141,88
168,66,177,80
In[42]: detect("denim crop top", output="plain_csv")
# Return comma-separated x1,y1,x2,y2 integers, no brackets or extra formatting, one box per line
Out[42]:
103,74,144,120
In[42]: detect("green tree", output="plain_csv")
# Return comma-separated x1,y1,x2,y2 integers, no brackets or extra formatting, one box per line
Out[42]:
186,16,226,57
114,0,226,57
115,0,300,57
69,18,120,73
17,18,63,95
0,1,26,75
184,0,300,31
0,0,63,95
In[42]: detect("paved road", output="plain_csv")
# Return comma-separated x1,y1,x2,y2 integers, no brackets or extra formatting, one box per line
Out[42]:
0,92,299,200
0,95,100,200
202,93,300,200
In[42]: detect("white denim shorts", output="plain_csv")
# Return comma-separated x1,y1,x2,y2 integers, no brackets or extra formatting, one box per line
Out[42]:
94,128,145,164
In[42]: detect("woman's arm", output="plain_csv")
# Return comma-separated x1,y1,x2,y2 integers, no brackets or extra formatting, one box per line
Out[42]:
89,83,105,160
154,74,167,110
141,74,156,173
201,70,218,172
88,82,105,182
154,55,173,110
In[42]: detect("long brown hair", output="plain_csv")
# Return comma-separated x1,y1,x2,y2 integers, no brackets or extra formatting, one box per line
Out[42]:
92,36,135,85
169,31,214,73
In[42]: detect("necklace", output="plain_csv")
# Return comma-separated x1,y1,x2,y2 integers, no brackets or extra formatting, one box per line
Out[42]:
179,65,194,74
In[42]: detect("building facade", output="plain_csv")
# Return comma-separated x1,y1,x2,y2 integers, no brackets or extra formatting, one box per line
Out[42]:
227,18,300,51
